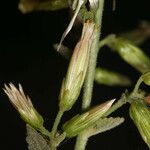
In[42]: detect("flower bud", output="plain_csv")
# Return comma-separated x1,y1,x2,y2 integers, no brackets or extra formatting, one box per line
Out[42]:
129,100,150,149
95,67,131,86
19,0,68,13
62,99,115,137
59,21,95,111
4,83,44,130
109,38,150,73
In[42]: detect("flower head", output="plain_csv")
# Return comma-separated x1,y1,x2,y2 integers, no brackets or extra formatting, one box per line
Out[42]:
130,99,150,149
59,21,95,111
63,99,115,137
4,83,44,129
108,38,150,73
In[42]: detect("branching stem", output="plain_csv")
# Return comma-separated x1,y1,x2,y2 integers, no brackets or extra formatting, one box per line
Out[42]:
75,0,105,150
51,110,64,138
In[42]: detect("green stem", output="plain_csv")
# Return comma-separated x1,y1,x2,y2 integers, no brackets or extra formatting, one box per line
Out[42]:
75,133,88,150
51,110,64,137
82,0,105,110
99,34,116,48
132,77,143,94
75,0,105,150
39,126,51,138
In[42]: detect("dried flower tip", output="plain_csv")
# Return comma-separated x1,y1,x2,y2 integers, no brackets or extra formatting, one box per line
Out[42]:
145,94,150,106
4,83,44,129
62,99,115,137
89,0,99,9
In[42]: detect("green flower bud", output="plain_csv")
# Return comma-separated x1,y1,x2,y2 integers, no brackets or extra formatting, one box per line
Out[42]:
59,21,95,111
4,83,44,130
142,72,150,86
19,0,68,13
109,38,150,73
95,67,131,86
62,99,115,137
130,100,150,149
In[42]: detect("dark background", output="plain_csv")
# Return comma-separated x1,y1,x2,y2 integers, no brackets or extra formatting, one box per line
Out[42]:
0,0,150,150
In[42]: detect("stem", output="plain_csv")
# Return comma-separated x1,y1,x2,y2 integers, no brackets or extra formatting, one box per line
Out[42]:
75,0,105,150
82,0,105,110
51,110,64,137
99,34,116,48
39,126,51,138
75,133,88,150
132,77,143,94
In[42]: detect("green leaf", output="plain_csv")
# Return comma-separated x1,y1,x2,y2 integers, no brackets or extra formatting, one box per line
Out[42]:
85,117,124,137
26,125,50,150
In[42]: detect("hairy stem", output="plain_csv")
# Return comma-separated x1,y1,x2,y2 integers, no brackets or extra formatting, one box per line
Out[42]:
51,110,64,137
75,133,88,150
82,0,105,110
75,0,105,150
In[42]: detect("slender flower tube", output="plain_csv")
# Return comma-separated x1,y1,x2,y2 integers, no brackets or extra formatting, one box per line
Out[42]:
108,38,150,73
59,21,95,111
130,99,150,149
4,83,44,130
62,99,115,137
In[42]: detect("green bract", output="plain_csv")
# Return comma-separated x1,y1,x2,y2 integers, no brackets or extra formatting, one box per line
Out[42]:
59,21,95,111
63,99,115,137
4,83,44,130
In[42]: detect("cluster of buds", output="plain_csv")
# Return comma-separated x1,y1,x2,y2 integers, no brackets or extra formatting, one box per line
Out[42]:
59,21,95,112
4,83,44,131
62,99,115,137
129,99,150,149
108,38,150,73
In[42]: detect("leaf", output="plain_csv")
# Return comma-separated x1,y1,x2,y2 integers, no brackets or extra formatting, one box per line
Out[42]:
26,125,50,150
85,117,124,137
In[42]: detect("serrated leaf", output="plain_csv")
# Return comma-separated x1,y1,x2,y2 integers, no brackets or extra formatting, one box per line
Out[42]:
85,117,124,137
26,125,50,150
